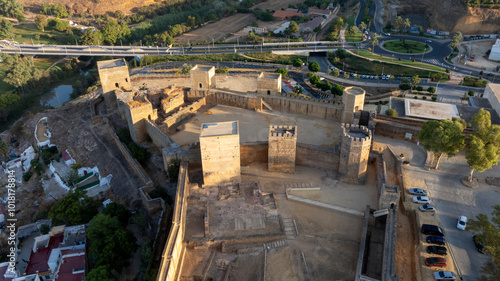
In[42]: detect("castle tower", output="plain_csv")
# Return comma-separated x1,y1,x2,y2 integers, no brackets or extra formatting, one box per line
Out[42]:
268,125,297,173
339,123,372,184
97,59,132,111
342,86,366,124
190,65,215,90
200,121,241,185
124,99,154,143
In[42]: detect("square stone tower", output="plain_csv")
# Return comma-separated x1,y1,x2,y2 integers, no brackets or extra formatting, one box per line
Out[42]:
124,99,155,143
97,59,132,111
339,124,372,184
268,125,297,173
191,65,215,90
200,121,241,185
342,86,365,124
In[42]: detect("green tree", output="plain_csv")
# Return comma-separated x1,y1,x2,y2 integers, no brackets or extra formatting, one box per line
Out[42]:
53,19,69,32
370,37,378,53
359,22,367,31
427,86,436,93
418,119,466,169
0,93,20,120
332,69,339,77
80,28,102,45
102,202,131,226
385,109,398,117
275,67,288,77
286,21,299,35
0,0,24,19
35,15,47,32
348,25,359,35
394,16,404,30
165,35,174,46
468,90,475,96
87,214,138,272
403,18,411,32
85,265,113,281
52,2,68,18
292,58,302,68
48,189,100,225
331,17,344,32
467,205,500,280
344,72,349,79
187,15,196,28
410,75,421,87
308,61,320,72
0,18,13,38
466,109,500,181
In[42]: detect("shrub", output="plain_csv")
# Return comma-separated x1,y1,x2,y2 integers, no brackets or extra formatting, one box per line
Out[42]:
385,109,398,117
167,158,181,182
427,86,436,93
431,96,437,101
71,163,82,169
23,171,32,182
31,159,44,175
422,96,427,100
399,83,411,90
416,86,423,91
40,224,50,234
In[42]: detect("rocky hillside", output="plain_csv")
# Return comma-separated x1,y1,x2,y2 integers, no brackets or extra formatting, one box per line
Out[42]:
395,0,500,34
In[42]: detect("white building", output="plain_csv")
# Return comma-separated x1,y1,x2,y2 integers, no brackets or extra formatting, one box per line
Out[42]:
489,39,500,61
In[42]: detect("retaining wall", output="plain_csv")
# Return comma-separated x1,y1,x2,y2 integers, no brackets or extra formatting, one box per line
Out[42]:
163,98,207,128
145,120,172,148
156,161,189,281
374,117,422,143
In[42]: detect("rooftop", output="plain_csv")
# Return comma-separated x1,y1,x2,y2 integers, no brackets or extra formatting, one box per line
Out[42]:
272,10,305,19
0,262,14,281
25,233,64,275
404,99,459,120
307,7,331,15
295,17,324,34
61,150,71,162
97,58,126,69
200,121,238,137
192,65,214,72
487,83,500,99
54,252,85,281
345,87,365,96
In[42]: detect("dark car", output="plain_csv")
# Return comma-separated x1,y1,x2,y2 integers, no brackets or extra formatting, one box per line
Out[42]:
426,246,447,256
425,257,447,267
473,235,485,254
422,224,445,236
427,236,446,246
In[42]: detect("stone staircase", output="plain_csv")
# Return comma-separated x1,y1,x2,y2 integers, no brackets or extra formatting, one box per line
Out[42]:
264,239,288,250
282,218,296,239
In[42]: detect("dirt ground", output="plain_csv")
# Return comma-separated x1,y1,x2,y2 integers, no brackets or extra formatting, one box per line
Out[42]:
20,0,163,15
458,39,500,71
169,104,343,149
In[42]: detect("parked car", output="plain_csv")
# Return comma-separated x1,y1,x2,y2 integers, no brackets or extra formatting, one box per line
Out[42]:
473,235,485,253
425,257,447,267
409,188,428,196
427,236,446,245
457,216,467,230
422,224,445,236
426,246,447,255
369,76,374,79
420,204,436,212
425,39,432,43
413,196,430,204
434,271,457,280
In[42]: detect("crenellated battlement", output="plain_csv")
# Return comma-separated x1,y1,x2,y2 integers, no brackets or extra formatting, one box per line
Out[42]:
341,123,372,142
269,125,297,138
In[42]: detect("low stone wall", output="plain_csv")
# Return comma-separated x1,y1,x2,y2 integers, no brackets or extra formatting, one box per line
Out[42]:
374,117,422,143
145,120,172,148
139,184,166,215
163,98,207,129
262,94,343,121
17,219,52,238
156,161,189,281
296,143,339,170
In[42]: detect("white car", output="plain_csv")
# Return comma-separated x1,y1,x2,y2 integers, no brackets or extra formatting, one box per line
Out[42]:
419,204,436,212
434,271,456,280
457,216,467,230
412,196,430,204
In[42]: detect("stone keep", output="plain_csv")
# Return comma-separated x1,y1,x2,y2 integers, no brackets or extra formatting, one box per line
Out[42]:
191,65,215,90
97,59,132,110
200,121,241,185
268,125,297,173
124,99,155,143
342,86,365,124
339,124,372,184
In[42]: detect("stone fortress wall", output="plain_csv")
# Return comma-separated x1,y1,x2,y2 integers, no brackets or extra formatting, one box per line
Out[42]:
338,123,372,184
268,125,297,173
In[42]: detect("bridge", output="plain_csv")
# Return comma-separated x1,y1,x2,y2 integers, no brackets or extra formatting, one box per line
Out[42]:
0,40,345,57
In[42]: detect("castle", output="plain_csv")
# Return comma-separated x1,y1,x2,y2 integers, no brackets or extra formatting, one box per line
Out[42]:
95,59,385,281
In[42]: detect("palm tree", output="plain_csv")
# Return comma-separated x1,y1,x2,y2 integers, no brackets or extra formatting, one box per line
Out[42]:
370,37,379,53
403,18,411,33
359,22,367,31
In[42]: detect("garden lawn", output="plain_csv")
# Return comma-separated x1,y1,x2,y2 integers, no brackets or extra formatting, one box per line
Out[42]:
352,50,446,72
383,40,428,53
460,76,488,87
331,54,441,78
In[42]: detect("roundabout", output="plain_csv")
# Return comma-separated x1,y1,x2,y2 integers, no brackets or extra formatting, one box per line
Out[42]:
382,40,431,54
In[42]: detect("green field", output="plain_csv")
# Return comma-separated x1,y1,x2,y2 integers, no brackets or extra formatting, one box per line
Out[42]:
331,53,441,78
8,23,79,45
352,50,446,72
345,31,364,42
383,40,428,54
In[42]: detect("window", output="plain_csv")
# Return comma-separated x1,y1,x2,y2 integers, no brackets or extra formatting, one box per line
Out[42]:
267,90,271,95
125,78,129,82
199,83,203,88
115,83,119,88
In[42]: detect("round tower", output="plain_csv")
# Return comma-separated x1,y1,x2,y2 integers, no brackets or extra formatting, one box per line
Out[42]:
342,86,366,124
339,123,372,184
